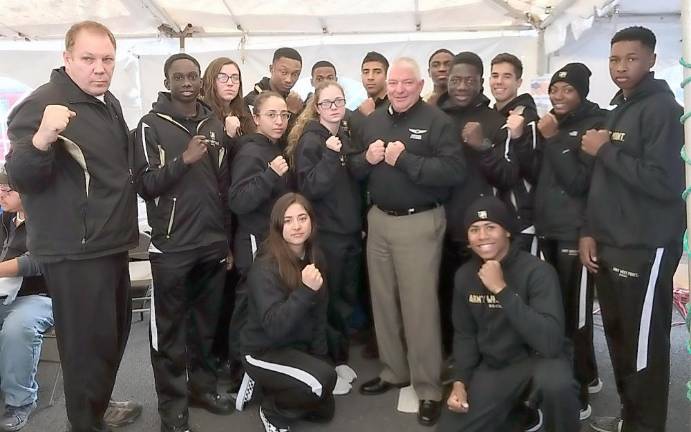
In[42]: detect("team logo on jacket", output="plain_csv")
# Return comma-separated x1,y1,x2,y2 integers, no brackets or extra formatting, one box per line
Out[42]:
469,293,503,309
569,130,578,136
409,128,427,140
610,131,626,142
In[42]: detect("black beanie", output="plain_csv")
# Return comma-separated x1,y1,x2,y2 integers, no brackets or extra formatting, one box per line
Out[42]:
549,63,591,99
463,196,516,234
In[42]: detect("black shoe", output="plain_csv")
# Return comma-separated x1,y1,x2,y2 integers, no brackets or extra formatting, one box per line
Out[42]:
188,391,234,415
160,423,194,432
358,377,409,395
417,400,441,426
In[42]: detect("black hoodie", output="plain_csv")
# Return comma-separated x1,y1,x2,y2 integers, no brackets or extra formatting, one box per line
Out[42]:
495,93,541,183
452,245,567,384
535,101,607,241
438,92,520,242
6,67,137,260
134,92,230,254
494,93,541,233
294,120,362,235
585,73,685,248
241,253,328,357
229,133,292,239
244,77,278,108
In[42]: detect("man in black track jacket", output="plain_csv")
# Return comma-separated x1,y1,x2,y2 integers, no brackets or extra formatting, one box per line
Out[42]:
534,62,607,420
435,52,519,354
134,53,233,432
490,53,541,254
5,21,137,432
438,196,579,432
579,27,685,432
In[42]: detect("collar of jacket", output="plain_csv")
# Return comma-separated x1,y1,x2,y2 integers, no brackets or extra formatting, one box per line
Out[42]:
609,72,670,106
387,97,424,118
50,67,115,106
553,100,602,127
438,91,490,113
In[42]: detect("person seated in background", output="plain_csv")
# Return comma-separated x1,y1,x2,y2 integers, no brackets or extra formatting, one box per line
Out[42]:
437,196,580,432
240,193,336,432
0,174,53,432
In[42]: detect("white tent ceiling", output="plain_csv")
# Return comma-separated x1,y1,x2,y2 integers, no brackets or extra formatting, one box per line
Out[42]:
0,0,679,42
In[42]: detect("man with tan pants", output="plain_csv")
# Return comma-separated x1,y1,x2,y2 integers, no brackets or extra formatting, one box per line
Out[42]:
350,57,465,427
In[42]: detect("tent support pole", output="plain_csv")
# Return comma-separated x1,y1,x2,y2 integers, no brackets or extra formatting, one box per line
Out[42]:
682,0,691,286
537,29,547,75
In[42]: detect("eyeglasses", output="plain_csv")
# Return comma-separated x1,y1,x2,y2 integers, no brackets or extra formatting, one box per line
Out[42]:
259,111,291,121
448,77,478,87
216,73,240,84
317,98,346,110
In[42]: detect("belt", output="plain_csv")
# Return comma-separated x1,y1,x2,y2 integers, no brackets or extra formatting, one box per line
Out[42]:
378,203,440,217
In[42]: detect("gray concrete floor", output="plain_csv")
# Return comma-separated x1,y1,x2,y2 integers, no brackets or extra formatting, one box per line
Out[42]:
10,307,691,432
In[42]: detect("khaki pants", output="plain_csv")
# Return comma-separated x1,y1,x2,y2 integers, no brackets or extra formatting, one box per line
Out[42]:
367,205,445,401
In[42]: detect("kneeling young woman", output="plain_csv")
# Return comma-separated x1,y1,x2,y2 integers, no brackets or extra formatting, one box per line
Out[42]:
240,192,336,432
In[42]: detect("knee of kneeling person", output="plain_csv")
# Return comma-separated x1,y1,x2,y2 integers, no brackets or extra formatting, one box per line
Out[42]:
535,369,576,398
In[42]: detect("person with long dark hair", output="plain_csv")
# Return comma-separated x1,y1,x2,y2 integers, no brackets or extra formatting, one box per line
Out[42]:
287,81,361,385
201,57,255,156
228,92,293,408
240,192,336,432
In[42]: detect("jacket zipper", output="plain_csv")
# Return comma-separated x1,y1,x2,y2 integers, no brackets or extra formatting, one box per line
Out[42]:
166,197,177,239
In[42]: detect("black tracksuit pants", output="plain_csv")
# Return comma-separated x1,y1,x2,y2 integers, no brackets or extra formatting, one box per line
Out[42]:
149,242,226,427
439,238,472,356
318,231,361,364
228,230,265,363
241,347,336,428
540,238,598,406
594,243,681,432
437,356,580,432
41,253,132,432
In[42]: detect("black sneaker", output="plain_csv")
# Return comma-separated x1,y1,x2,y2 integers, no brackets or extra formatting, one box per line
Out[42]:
590,416,623,432
523,407,543,432
587,378,603,394
259,407,290,432
0,403,36,431
235,373,255,411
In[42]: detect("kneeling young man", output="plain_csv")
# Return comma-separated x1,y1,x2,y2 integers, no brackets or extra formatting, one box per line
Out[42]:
438,196,580,432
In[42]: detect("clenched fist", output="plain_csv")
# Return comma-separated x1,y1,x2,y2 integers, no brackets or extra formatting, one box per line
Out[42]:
286,92,304,114
358,98,376,116
506,109,525,140
325,136,342,153
33,105,77,151
182,135,208,165
478,260,506,294
301,264,323,291
447,381,470,413
537,112,559,139
384,141,405,166
225,115,241,138
581,129,610,156
366,140,385,165
462,122,484,148
269,155,289,176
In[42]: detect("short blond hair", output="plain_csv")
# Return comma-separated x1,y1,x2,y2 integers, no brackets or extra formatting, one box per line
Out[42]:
65,21,116,51
389,57,422,80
